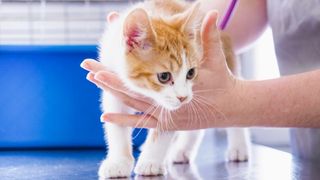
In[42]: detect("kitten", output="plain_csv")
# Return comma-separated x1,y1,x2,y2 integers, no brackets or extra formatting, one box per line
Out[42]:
97,0,250,178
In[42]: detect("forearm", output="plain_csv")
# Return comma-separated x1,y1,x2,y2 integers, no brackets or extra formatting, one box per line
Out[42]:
199,0,268,52
227,70,320,128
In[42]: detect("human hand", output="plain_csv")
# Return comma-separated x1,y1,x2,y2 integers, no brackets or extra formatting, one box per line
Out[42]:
81,11,242,130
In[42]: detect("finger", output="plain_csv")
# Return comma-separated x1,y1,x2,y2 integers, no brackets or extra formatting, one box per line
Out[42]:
88,73,153,111
94,71,127,92
201,11,224,67
87,70,126,93
86,72,110,90
80,59,106,73
102,113,158,128
113,91,154,113
94,71,153,103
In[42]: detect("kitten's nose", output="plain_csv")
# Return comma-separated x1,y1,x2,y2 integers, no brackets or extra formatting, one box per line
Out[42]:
177,96,187,103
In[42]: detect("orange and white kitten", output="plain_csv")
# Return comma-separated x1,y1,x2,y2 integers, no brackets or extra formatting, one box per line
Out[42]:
97,0,250,178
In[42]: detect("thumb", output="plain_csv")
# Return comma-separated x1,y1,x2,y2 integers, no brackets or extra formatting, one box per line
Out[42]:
201,11,225,68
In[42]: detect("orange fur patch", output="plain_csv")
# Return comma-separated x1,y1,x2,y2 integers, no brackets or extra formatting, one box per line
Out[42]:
125,6,201,91
125,1,236,92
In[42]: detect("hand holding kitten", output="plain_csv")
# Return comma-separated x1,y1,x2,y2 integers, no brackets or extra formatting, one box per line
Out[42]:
81,11,243,130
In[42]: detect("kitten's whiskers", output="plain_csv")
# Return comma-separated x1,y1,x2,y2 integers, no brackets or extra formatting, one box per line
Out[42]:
132,104,159,140
193,94,227,125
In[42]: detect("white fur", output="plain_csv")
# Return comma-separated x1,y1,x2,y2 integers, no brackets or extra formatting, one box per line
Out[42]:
98,92,135,178
135,130,175,176
226,128,250,161
159,51,194,110
170,130,205,164
97,2,250,179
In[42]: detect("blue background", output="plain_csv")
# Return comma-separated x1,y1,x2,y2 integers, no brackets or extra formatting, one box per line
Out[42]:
0,45,146,149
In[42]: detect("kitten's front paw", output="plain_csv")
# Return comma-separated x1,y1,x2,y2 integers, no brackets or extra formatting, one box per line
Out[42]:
171,150,193,164
227,145,249,162
134,160,166,176
98,157,134,179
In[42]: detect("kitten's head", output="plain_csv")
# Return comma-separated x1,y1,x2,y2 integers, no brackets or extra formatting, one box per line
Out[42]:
122,3,202,110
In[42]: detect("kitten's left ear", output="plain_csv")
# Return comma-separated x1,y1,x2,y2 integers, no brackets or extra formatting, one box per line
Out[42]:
123,8,157,54
169,2,202,39
181,2,202,38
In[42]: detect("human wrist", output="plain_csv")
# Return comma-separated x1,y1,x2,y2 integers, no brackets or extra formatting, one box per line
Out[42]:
223,78,279,128
214,78,253,127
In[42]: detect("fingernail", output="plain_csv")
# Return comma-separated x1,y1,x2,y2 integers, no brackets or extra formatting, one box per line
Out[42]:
86,73,94,81
100,115,106,123
100,114,110,123
80,61,88,68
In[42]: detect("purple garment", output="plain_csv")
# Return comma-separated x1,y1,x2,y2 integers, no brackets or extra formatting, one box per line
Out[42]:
267,0,320,161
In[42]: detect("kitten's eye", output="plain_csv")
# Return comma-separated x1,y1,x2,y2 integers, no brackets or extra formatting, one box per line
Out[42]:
157,72,172,84
186,68,196,80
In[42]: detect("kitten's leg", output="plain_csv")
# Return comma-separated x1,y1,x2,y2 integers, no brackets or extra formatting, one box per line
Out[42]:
170,130,205,164
134,130,175,176
98,92,134,179
226,128,250,162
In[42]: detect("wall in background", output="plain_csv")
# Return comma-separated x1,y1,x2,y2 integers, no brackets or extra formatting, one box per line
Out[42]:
0,0,133,45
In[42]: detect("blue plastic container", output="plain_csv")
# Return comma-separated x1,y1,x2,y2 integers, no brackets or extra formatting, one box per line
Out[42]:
0,45,146,149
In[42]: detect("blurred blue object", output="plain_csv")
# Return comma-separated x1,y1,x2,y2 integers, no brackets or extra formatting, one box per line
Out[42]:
0,45,146,149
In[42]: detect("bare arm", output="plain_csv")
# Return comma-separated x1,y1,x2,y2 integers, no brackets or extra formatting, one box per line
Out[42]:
227,70,320,128
199,0,268,52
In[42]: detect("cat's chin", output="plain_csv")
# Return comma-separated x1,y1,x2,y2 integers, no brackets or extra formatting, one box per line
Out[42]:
166,106,180,111
160,100,191,111
161,104,181,111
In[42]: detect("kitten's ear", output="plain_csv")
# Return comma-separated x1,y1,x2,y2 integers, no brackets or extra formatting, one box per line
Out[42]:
123,8,156,53
169,2,202,39
181,2,202,38
107,11,119,23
